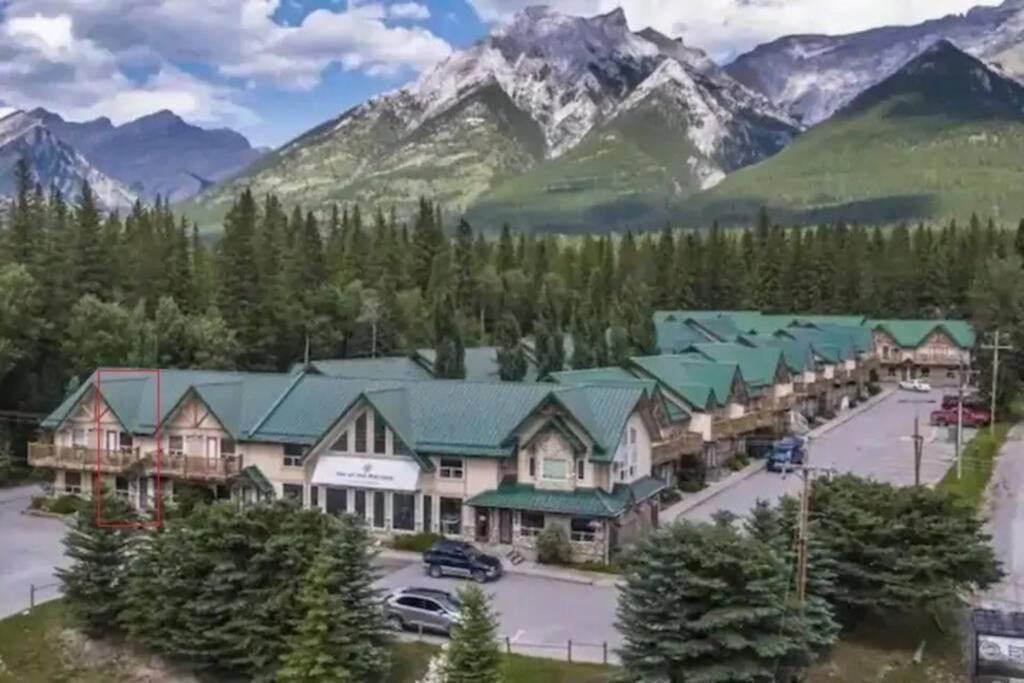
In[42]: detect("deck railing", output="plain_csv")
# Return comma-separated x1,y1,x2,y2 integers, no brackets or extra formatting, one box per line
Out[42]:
144,452,242,480
713,413,760,439
28,443,141,472
652,431,704,463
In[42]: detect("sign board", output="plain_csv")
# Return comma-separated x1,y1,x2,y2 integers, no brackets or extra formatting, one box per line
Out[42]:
312,455,420,492
978,635,1024,681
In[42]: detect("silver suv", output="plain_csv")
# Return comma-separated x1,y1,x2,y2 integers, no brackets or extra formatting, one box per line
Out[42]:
383,587,462,635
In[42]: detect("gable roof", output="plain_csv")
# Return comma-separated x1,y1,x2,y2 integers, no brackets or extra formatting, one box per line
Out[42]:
870,320,975,349
741,335,817,374
307,357,433,381
414,347,540,383
686,342,788,389
629,355,745,409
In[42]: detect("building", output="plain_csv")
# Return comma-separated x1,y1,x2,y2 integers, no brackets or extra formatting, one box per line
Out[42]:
29,369,666,564
869,320,974,385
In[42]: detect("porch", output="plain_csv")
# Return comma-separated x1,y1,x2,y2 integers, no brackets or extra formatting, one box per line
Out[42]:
28,443,142,473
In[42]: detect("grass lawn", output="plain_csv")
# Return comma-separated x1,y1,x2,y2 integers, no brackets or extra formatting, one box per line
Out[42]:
0,601,616,683
936,423,1009,508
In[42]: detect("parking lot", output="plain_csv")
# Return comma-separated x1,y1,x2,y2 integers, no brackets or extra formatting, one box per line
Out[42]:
683,389,965,522
375,561,622,663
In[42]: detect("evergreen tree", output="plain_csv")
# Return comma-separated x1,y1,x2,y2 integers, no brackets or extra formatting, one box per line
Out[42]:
72,180,107,300
278,542,353,683
57,493,135,635
533,284,565,378
445,585,503,683
453,218,476,312
217,189,261,363
495,312,527,381
433,290,465,379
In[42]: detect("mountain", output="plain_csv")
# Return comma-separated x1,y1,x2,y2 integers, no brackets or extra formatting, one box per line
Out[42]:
0,111,136,211
186,6,797,233
726,0,1024,125
685,41,1024,224
32,108,263,203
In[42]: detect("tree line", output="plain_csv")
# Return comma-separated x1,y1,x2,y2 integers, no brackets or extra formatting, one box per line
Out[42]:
1,161,1022,436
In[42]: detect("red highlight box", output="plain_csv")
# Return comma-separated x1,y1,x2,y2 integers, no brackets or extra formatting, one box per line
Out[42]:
95,368,162,528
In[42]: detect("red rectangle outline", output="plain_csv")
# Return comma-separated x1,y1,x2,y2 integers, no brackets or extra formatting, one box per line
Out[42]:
95,368,162,528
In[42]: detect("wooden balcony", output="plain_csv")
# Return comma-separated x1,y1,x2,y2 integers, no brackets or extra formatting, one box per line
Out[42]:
28,443,142,472
144,452,242,481
652,430,704,464
713,413,760,439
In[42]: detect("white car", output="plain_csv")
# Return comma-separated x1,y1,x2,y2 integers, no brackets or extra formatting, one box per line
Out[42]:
899,379,931,392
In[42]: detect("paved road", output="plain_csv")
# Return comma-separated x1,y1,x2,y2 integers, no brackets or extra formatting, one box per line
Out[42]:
683,390,961,522
0,485,69,618
376,563,621,663
979,426,1024,613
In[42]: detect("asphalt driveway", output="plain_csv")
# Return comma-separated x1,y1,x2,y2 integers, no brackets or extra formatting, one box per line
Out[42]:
0,484,69,618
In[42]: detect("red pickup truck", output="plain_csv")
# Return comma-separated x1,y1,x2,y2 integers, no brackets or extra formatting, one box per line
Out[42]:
930,406,991,427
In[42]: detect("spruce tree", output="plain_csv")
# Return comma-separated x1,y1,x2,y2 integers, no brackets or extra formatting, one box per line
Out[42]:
533,284,564,378
495,312,527,381
217,189,261,363
278,543,353,683
57,493,135,635
445,585,503,683
432,290,465,379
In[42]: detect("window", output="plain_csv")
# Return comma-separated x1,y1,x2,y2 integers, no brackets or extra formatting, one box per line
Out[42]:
168,435,184,454
575,458,585,480
628,448,637,478
571,517,599,542
439,497,462,535
393,493,415,531
888,367,897,378
221,439,236,455
528,455,536,478
373,491,386,528
115,476,129,498
354,414,367,453
332,431,349,452
65,471,82,494
921,367,931,378
615,462,626,482
310,485,319,508
439,457,464,480
629,428,637,445
947,370,956,379
326,487,347,515
119,432,133,449
283,484,303,503
355,490,367,519
541,457,568,480
422,495,433,533
520,511,544,537
283,443,304,468
72,428,86,447
373,413,387,453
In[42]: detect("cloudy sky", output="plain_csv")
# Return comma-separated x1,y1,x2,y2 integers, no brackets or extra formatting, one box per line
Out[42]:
0,0,1002,146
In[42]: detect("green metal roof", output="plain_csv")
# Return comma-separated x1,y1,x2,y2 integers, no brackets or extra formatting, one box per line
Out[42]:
465,477,665,518
414,347,539,383
686,342,787,389
235,465,275,496
870,320,975,349
308,357,433,381
741,336,817,374
685,316,741,342
629,355,743,409
654,319,710,354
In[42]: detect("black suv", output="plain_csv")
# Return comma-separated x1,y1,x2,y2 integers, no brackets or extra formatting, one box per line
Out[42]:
422,539,503,583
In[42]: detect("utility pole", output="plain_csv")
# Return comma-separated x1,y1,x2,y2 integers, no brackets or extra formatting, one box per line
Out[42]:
955,358,965,480
981,330,1014,435
913,414,923,486
787,436,836,609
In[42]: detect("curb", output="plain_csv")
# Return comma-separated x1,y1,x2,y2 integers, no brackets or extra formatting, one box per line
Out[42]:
21,509,72,520
376,548,620,587
663,388,896,519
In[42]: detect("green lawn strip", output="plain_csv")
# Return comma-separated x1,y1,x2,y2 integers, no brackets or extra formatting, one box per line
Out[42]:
936,423,1009,508
1,601,616,683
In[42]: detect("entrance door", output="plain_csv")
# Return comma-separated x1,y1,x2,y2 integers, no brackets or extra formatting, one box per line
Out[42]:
138,477,149,508
498,509,512,544
475,508,490,542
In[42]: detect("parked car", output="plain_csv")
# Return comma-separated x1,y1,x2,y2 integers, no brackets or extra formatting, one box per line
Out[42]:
930,406,991,428
899,379,932,392
383,586,462,635
767,437,806,473
422,539,503,582
941,394,984,410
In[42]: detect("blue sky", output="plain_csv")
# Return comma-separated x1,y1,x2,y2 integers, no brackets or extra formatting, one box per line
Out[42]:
0,0,1001,148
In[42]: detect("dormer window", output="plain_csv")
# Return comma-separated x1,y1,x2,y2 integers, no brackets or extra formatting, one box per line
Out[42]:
373,412,387,453
575,458,585,480
354,413,367,453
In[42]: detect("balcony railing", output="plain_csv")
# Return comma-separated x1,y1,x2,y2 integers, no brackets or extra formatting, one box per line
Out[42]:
145,451,243,480
28,443,141,472
713,413,760,439
652,431,704,463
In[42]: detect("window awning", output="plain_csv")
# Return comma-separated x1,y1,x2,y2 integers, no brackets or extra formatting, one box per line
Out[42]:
311,455,420,492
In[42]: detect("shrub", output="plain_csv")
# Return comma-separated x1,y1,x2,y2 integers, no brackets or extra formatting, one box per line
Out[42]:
45,495,82,515
729,455,750,472
392,532,443,553
29,495,47,510
867,382,882,396
535,525,572,565
678,479,706,493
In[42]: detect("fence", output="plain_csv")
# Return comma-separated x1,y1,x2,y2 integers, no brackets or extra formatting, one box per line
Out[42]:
28,581,61,610
402,625,619,665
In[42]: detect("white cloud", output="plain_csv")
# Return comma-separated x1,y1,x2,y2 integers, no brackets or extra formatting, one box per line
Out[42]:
389,2,431,20
0,0,452,130
466,0,1002,59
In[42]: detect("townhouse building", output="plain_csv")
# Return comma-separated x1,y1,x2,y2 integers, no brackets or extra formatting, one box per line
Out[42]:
869,320,974,385
30,369,666,564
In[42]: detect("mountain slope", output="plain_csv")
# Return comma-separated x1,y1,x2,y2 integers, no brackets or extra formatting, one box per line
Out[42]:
727,0,1024,125
0,111,136,211
33,109,262,203
685,41,1024,224
186,7,796,233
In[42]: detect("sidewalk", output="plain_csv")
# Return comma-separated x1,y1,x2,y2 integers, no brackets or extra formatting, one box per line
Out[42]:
376,547,622,587
660,388,896,521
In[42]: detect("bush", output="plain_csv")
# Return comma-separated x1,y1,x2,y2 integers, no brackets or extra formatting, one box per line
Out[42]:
659,488,682,506
535,525,572,565
867,382,882,396
48,495,82,515
391,532,443,553
678,478,706,493
29,495,47,510
729,455,750,472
